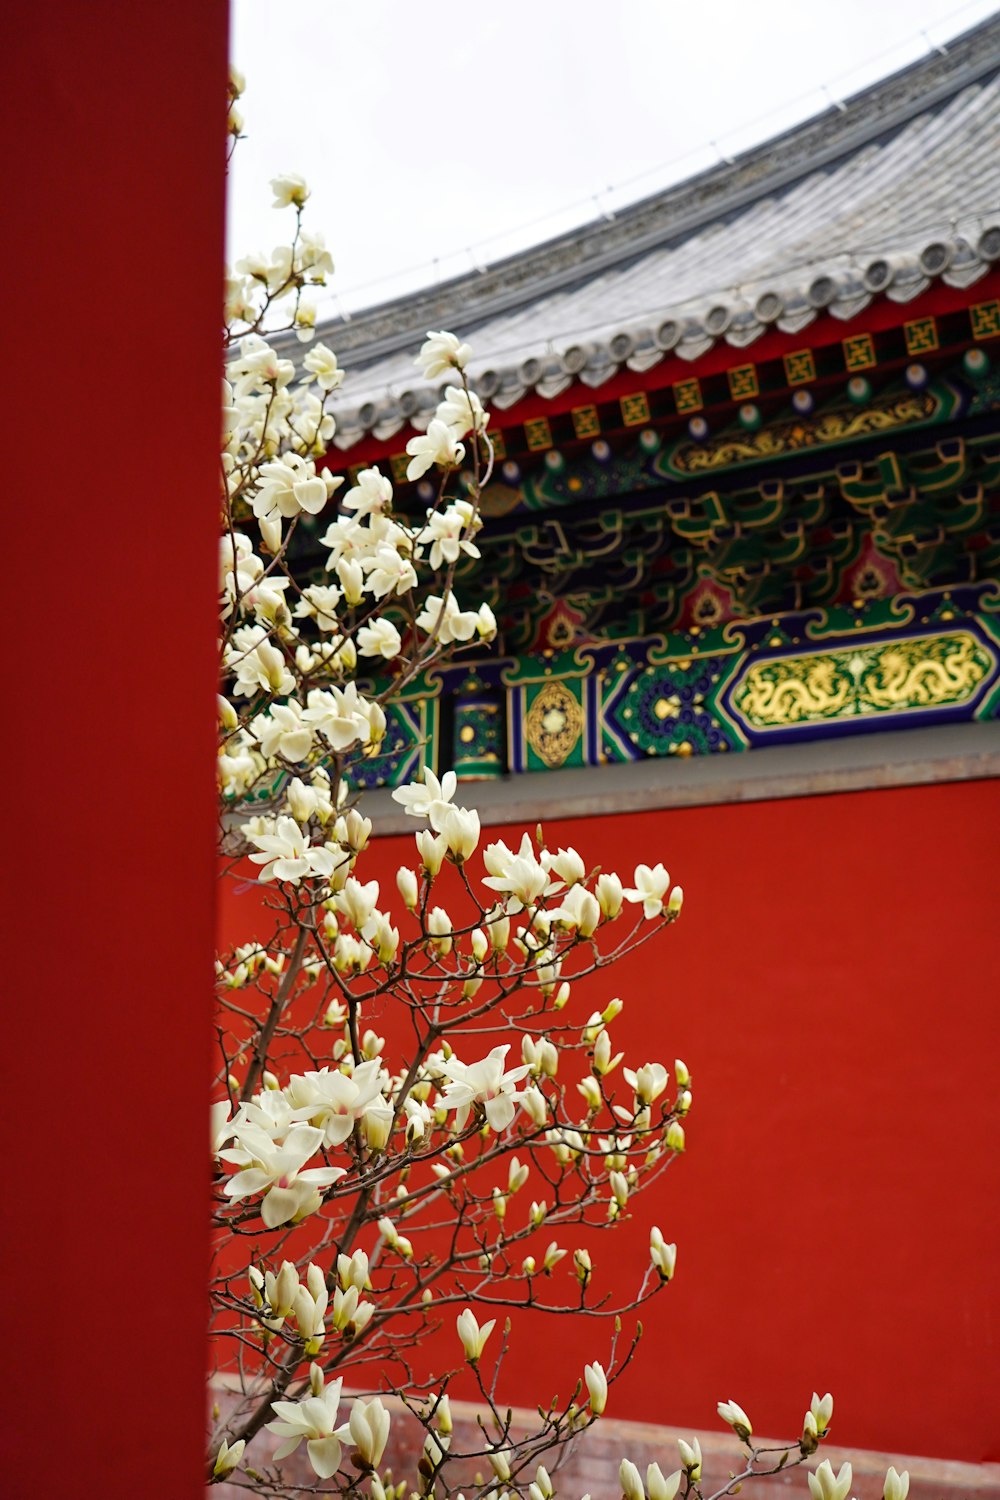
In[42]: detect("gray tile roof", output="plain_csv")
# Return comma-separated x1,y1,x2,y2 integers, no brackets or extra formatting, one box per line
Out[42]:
293,16,1000,450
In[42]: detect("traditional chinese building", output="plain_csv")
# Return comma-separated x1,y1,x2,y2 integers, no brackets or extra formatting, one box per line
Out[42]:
302,19,1000,807
276,19,1000,1481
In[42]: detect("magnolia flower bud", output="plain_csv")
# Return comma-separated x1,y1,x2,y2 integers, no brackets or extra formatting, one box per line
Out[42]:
619,1459,644,1500
492,1188,507,1221
522,1255,537,1276
801,1410,820,1455
362,1028,385,1059
650,1226,677,1281
456,1308,495,1361
441,804,480,863
667,884,684,915
272,1261,299,1317
646,1465,681,1500
585,1361,608,1415
610,1170,629,1209
530,1199,547,1226
521,1085,548,1127
674,1058,691,1087
349,1396,391,1469
427,906,453,956
810,1391,834,1438
678,1438,702,1481
883,1466,910,1500
214,1437,246,1477
574,1247,593,1287
337,556,364,605
665,1120,686,1152
470,927,489,963
489,1449,512,1482
542,1241,566,1271
436,1393,453,1436
508,1156,529,1192
397,866,419,910
595,872,624,919
416,829,447,878
577,1075,602,1112
488,907,510,952
532,1465,553,1500
717,1399,753,1442
807,1460,853,1500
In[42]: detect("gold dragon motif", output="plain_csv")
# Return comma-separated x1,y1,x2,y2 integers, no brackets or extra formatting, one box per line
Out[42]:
732,631,993,729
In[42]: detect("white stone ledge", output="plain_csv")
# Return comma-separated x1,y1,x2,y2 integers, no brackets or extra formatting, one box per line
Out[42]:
362,722,1000,833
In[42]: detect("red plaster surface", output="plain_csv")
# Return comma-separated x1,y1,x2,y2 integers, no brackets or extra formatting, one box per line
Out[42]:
220,779,1000,1464
3,4,227,1496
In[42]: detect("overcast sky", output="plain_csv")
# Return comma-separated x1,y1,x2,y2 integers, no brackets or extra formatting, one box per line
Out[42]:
229,0,999,317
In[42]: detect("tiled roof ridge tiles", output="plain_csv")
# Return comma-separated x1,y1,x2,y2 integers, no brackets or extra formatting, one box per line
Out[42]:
290,14,1000,368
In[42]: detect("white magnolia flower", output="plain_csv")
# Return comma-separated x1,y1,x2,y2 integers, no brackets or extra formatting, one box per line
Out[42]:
302,683,381,753
456,1307,495,1361
406,419,465,482
271,172,310,208
435,384,489,437
220,1122,345,1227
808,1461,853,1500
416,330,472,379
226,627,295,698
266,1367,347,1479
298,228,335,279
333,876,380,931
440,1044,531,1132
302,342,343,391
343,466,393,517
349,1396,391,1469
357,618,402,659
548,882,600,936
248,817,336,885
253,452,329,522
417,500,481,570
285,1059,386,1147
391,768,458,831
482,832,551,912
364,543,418,600
624,1062,669,1105
415,592,487,646
294,583,342,631
250,701,313,763
622,863,671,919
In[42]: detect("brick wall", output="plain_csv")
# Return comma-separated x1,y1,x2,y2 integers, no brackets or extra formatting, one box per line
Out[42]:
212,1390,1000,1499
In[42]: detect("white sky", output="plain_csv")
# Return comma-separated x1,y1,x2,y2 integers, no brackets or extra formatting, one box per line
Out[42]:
229,0,1000,317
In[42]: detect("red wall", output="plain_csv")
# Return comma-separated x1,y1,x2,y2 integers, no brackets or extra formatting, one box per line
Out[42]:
4,5,226,1497
247,778,995,1463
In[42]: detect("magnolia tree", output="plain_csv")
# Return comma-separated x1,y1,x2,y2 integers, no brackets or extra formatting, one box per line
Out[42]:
211,71,907,1500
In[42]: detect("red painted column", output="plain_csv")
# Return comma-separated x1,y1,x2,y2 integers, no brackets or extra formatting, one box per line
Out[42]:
2,5,227,1496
